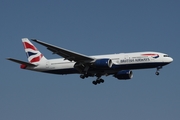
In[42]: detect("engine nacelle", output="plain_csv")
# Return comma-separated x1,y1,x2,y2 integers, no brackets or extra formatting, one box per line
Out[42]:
93,58,113,69
114,70,133,80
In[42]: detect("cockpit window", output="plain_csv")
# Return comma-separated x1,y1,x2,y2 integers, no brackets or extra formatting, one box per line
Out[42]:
164,55,169,57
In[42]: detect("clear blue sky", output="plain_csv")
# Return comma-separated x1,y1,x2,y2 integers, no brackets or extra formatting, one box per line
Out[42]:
1,0,179,120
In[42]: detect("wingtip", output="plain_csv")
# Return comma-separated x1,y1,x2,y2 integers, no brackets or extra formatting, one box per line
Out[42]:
31,39,37,42
6,58,11,60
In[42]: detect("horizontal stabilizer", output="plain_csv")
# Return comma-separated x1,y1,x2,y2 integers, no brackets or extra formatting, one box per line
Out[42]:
7,58,37,67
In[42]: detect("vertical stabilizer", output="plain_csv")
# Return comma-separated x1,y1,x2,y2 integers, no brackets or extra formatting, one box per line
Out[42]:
22,38,47,63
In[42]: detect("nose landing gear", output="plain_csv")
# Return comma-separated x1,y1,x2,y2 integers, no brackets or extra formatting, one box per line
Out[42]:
155,66,162,75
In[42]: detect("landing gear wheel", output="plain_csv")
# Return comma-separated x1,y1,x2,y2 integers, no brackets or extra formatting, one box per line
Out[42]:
100,79,104,83
96,80,101,84
92,78,105,85
80,75,85,79
92,81,97,85
155,72,159,75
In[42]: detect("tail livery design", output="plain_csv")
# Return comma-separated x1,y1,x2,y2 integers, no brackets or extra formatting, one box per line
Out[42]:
22,38,47,63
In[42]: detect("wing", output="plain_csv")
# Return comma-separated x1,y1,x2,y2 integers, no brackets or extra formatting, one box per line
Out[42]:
31,39,95,62
7,58,37,67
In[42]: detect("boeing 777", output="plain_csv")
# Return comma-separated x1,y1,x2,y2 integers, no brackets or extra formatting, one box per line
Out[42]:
7,38,173,85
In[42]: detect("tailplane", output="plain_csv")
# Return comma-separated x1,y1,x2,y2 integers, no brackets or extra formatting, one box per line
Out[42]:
22,38,47,63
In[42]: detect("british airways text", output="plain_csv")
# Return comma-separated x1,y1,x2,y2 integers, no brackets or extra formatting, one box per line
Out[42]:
120,58,150,63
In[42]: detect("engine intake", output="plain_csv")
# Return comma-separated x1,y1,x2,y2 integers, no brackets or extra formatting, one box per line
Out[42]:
114,70,133,80
93,58,113,69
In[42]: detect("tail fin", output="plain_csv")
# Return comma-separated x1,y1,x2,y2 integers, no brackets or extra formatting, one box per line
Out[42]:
22,38,47,63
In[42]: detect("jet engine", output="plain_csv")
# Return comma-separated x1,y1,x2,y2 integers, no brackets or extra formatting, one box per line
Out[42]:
93,58,113,69
114,70,133,80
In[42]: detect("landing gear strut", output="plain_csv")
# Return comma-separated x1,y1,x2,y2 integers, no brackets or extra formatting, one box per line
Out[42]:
155,66,162,76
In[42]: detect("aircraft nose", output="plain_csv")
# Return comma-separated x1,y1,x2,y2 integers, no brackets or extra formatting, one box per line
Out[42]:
169,57,173,62
163,57,173,63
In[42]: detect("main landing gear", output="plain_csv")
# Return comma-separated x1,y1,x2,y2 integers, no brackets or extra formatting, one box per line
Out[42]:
80,74,105,85
92,78,104,85
92,74,105,85
155,66,162,75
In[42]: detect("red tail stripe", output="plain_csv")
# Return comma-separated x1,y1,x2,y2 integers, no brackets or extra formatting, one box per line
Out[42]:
30,54,43,63
23,42,37,51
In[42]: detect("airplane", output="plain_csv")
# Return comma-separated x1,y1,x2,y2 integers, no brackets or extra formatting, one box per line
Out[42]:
7,38,173,85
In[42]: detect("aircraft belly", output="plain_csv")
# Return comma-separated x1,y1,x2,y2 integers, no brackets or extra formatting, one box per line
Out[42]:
111,62,169,70
42,62,168,75
42,68,79,75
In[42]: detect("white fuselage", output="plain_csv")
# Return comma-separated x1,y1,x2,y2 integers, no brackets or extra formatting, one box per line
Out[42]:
25,51,173,75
